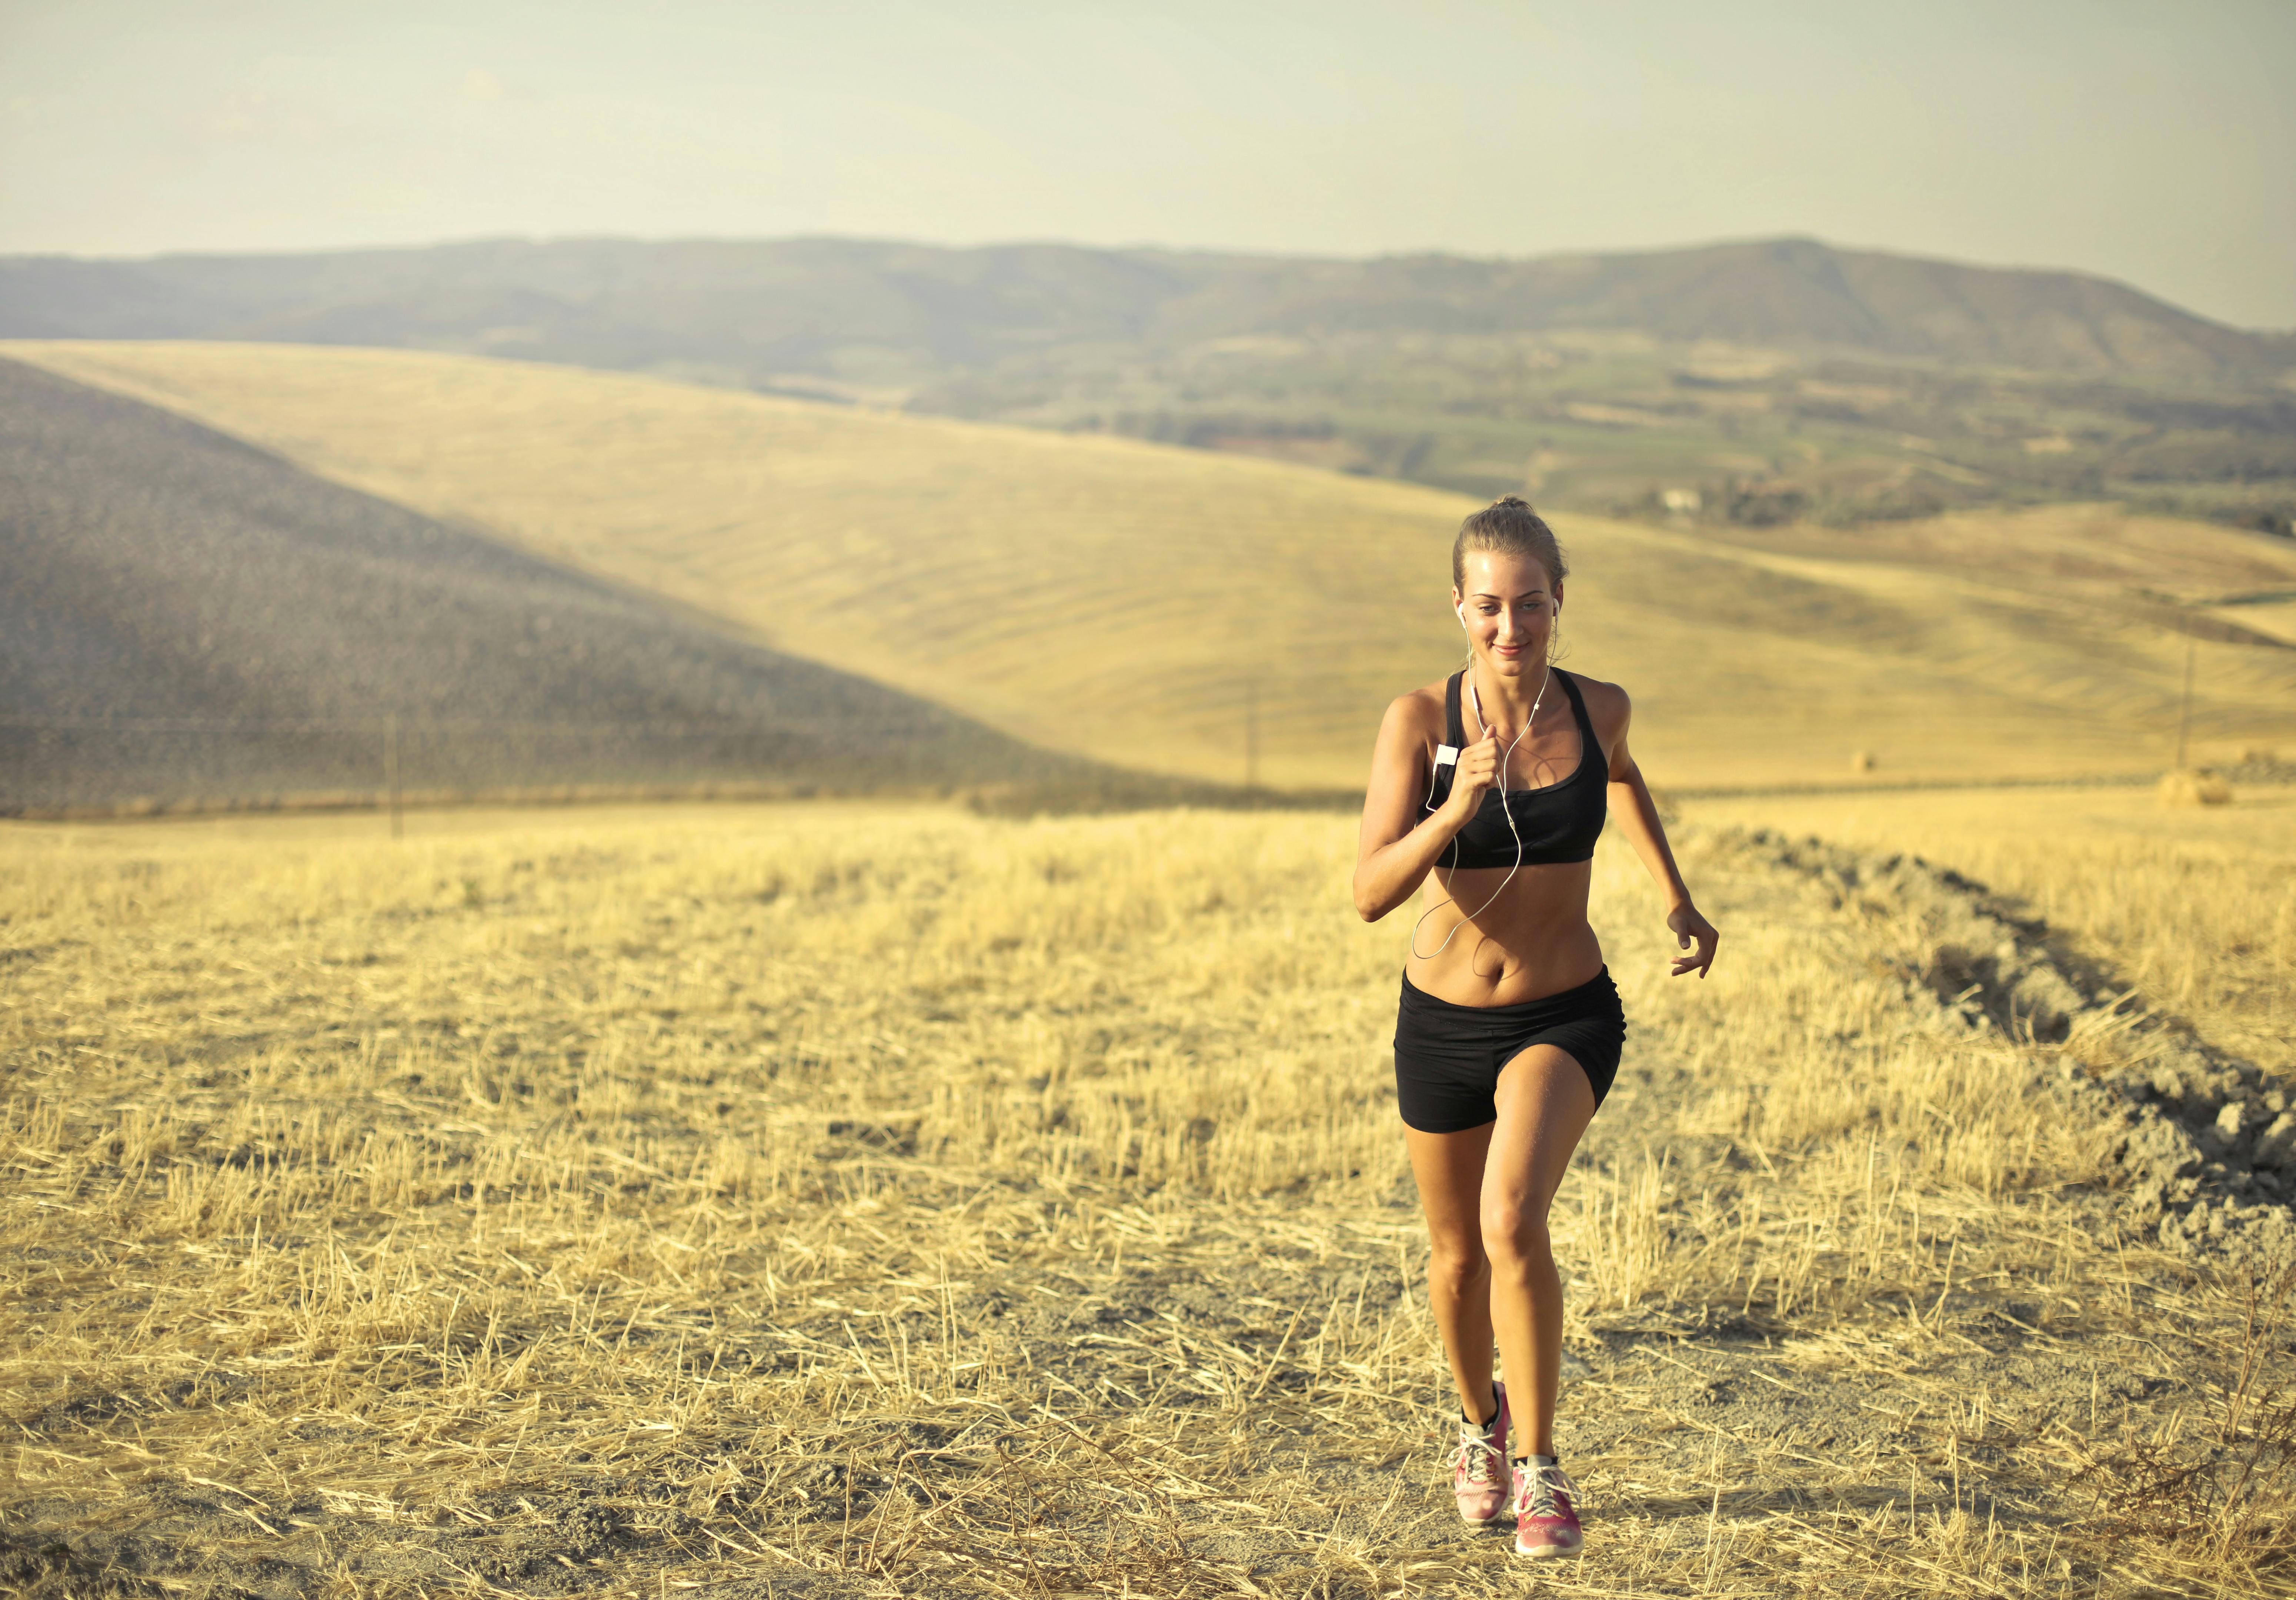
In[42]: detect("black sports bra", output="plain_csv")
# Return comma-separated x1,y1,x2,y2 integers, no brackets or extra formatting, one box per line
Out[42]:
1420,670,1608,869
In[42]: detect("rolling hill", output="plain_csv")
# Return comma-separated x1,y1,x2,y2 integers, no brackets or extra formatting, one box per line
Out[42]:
7,236,2289,530
0,357,1128,813
14,341,2294,794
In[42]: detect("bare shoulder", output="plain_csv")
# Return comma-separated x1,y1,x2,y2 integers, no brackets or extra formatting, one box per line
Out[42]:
1381,678,1451,744
1564,670,1632,743
1366,678,1452,813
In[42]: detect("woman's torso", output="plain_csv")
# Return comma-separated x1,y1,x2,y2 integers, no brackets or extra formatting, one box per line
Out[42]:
1407,669,1610,1007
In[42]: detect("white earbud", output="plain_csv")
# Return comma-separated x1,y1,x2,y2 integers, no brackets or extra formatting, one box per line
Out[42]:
1456,605,1468,630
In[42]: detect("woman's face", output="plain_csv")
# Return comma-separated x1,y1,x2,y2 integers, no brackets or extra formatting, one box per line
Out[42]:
1452,550,1560,678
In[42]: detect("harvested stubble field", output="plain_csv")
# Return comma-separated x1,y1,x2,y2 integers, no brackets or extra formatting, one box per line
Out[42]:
4,802,2293,1598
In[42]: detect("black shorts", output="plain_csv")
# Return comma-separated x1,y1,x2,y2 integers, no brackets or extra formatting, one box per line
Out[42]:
1393,968,1626,1134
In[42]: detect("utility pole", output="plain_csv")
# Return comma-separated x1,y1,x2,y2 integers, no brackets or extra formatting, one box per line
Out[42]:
1244,678,1260,793
385,712,403,838
2175,637,2196,770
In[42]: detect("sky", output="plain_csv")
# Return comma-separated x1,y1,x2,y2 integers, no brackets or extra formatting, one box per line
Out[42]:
3,0,2292,328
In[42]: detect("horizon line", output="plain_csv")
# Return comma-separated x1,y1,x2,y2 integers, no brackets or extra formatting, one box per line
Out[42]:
6,231,2289,337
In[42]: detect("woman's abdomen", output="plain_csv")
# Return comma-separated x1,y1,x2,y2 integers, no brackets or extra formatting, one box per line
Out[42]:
1404,862,1602,1007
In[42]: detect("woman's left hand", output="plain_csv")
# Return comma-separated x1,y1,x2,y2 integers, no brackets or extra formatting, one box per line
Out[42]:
1667,903,1719,979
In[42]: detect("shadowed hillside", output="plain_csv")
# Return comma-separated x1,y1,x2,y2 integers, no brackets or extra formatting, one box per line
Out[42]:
0,358,1142,813
17,342,2295,794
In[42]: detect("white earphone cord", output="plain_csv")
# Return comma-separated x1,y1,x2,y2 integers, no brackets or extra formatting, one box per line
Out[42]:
1409,665,1549,961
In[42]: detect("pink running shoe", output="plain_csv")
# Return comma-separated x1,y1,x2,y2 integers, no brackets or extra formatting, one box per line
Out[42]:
1511,1457,1584,1557
1450,1383,1511,1524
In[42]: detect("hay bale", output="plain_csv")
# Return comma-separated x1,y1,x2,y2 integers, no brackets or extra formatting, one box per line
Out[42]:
2158,767,2233,807
1849,750,1876,774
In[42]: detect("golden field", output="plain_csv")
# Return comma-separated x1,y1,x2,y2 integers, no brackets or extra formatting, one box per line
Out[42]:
12,341,2296,793
4,799,2290,1596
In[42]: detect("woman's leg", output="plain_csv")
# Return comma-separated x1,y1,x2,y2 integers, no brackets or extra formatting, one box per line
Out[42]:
1481,1046,1597,1457
1404,1120,1499,1422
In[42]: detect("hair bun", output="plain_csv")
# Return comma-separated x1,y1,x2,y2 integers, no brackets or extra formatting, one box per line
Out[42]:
1454,495,1567,588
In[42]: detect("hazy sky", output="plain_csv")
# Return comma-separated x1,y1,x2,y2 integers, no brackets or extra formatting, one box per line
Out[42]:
4,0,2292,327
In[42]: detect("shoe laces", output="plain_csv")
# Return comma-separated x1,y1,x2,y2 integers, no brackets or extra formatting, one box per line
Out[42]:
1454,1423,1505,1486
1516,1461,1579,1519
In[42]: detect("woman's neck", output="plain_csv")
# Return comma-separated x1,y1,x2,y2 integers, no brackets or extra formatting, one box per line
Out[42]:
1468,658,1552,736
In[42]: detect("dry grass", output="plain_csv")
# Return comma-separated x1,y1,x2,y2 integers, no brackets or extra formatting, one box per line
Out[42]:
5,801,2292,1597
1685,783,2296,1079
12,342,2296,793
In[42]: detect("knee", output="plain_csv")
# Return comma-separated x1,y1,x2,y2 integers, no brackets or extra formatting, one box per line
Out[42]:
1480,1199,1553,1273
1426,1235,1488,1298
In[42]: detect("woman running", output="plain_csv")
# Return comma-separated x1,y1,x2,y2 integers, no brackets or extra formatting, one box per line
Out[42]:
1352,497,1718,1559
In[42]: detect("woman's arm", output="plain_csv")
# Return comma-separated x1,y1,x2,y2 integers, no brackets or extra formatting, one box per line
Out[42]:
1353,695,1502,921
1601,690,1719,978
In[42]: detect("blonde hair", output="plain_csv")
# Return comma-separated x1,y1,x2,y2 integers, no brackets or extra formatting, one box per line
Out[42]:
1452,496,1567,590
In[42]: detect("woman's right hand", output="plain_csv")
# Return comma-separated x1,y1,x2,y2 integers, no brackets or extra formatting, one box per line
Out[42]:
1443,726,1504,819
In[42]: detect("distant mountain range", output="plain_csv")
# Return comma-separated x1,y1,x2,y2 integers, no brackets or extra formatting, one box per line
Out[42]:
2,234,2287,383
